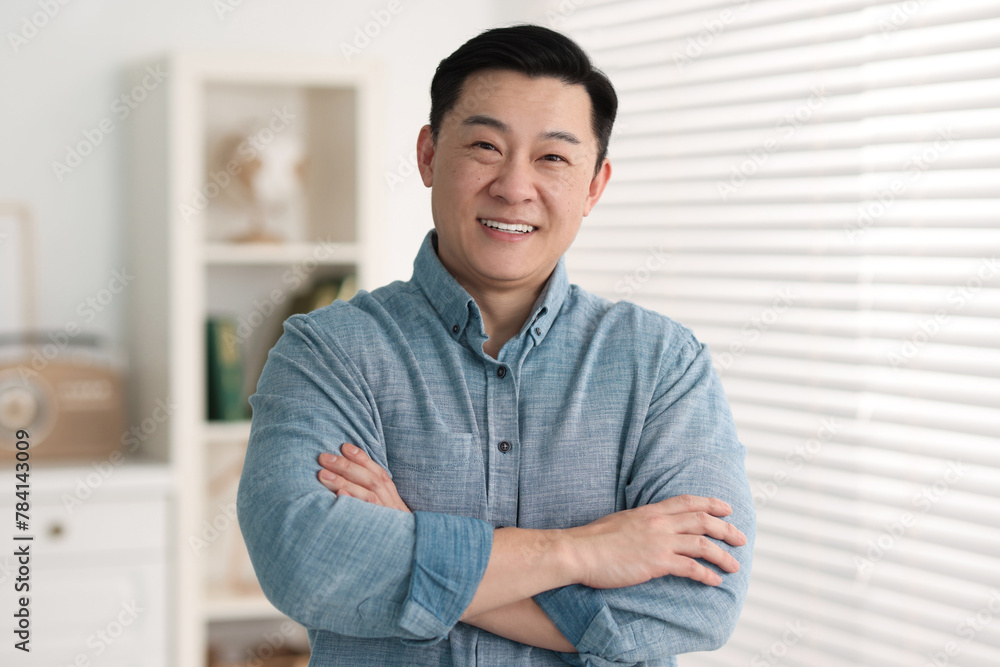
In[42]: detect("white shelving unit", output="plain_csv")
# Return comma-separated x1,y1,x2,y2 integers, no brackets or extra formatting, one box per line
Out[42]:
125,52,382,666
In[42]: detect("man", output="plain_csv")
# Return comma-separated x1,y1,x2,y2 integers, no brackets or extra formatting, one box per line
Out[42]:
238,25,754,666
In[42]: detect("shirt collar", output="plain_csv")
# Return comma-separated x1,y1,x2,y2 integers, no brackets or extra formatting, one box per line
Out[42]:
411,229,569,347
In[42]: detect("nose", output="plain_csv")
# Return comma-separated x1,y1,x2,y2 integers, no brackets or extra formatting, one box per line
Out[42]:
488,155,536,204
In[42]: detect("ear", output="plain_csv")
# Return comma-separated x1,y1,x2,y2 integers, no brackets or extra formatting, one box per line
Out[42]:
416,125,436,187
583,158,612,217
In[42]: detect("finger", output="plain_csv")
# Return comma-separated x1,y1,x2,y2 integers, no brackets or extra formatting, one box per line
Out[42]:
340,443,394,478
658,494,732,517
317,452,412,513
667,555,724,586
673,534,741,574
337,443,401,488
317,469,380,505
318,452,382,490
676,511,747,547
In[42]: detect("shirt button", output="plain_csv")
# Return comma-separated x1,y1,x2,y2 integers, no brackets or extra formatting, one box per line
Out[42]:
497,440,512,453
496,366,506,378
452,324,459,334
534,327,541,335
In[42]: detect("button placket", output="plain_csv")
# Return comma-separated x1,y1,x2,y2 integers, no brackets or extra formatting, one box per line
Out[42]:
484,358,519,527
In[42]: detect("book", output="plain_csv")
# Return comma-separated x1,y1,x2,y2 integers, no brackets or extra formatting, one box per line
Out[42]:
206,317,247,421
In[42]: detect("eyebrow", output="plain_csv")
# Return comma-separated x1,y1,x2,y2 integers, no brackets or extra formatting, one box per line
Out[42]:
462,114,582,145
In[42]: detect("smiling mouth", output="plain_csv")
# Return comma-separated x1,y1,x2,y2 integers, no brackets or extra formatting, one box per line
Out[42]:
478,218,537,234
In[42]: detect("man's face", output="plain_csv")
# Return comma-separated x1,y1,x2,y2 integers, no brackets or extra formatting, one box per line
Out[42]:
417,69,611,293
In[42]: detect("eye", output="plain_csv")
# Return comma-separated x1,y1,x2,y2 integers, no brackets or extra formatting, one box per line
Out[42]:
473,141,498,152
542,154,567,163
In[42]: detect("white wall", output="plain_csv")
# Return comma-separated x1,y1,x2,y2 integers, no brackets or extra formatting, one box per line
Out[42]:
0,0,511,348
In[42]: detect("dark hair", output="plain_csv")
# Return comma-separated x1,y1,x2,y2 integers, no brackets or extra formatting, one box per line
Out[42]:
429,24,617,175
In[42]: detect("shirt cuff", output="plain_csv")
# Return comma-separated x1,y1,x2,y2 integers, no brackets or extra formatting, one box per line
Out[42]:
534,584,627,659
398,511,494,644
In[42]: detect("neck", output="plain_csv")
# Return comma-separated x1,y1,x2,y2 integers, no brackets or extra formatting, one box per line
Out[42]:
462,279,544,358
431,233,553,358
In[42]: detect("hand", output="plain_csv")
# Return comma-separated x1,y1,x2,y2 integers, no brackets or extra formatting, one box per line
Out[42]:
566,494,746,589
317,444,411,512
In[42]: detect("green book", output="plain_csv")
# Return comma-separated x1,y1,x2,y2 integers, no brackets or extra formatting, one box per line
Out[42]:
206,317,247,421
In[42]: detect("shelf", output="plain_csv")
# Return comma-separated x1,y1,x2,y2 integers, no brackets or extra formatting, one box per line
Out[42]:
204,241,359,266
205,586,285,622
204,420,253,445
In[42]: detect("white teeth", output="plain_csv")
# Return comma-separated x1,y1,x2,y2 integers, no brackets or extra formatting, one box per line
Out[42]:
479,219,536,234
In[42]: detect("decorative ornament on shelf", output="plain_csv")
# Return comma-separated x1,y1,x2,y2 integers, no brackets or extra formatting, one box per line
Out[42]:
206,127,308,245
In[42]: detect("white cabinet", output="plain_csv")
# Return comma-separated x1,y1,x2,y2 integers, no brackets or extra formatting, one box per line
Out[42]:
124,53,381,666
0,464,170,666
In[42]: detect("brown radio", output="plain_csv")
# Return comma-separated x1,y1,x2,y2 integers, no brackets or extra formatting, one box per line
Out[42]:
0,334,127,465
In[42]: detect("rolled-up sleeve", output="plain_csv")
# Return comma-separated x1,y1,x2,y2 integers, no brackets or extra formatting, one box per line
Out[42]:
236,313,493,643
534,333,756,665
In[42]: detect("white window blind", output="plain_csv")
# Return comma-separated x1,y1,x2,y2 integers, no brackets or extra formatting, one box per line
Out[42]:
557,1,1000,665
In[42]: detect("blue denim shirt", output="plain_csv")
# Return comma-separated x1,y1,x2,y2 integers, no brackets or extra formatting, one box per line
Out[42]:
237,230,755,666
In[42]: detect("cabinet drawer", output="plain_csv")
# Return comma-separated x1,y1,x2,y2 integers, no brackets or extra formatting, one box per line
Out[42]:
4,495,167,557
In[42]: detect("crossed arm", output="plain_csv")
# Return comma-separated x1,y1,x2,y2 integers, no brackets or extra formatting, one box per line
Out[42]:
315,443,747,653
239,313,754,662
